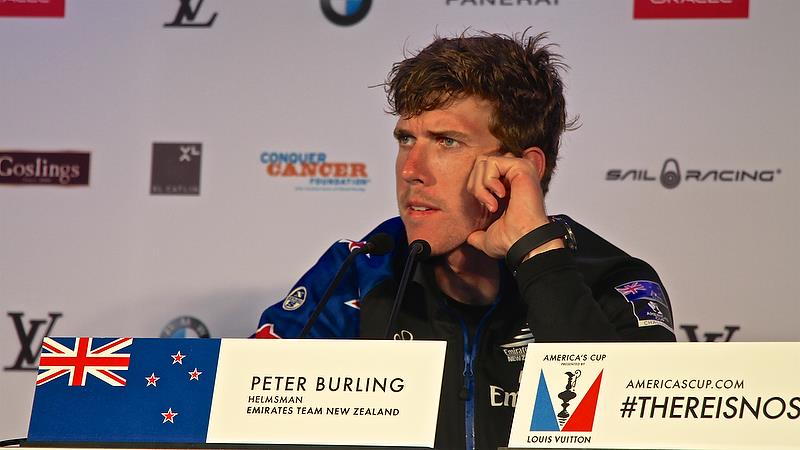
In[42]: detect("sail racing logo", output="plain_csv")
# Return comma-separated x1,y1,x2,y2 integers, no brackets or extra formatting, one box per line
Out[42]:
530,369,603,433
606,158,780,189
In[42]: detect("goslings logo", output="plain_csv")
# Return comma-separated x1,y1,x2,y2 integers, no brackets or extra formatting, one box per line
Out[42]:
0,151,90,186
0,0,65,17
634,0,749,19
164,0,217,28
530,368,603,437
606,157,780,190
260,151,370,192
151,142,202,195
320,0,371,26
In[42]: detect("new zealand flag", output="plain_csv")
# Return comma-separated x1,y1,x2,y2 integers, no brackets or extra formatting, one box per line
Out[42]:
27,337,220,444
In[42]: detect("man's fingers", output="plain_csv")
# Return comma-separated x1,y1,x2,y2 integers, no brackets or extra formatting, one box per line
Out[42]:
483,158,507,199
469,158,498,212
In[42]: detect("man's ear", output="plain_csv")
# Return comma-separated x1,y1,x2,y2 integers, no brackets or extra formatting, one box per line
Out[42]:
521,147,546,181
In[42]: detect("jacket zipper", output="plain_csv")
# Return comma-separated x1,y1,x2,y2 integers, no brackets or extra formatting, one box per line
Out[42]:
459,303,498,450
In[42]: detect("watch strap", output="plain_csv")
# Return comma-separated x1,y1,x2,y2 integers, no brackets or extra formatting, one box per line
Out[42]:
505,220,570,273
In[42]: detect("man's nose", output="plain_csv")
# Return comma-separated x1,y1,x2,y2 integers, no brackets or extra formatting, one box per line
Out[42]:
399,143,431,185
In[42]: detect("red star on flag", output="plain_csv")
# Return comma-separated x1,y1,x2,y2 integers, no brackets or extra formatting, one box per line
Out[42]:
338,239,371,258
255,323,281,339
161,408,178,424
171,351,186,365
345,299,360,310
188,368,202,381
145,373,160,387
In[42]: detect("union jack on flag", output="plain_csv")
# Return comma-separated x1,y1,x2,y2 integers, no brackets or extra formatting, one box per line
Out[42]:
615,281,646,296
36,337,132,387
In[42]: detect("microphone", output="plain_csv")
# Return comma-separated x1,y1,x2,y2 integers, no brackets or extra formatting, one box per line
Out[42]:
383,239,431,339
299,232,394,338
361,232,394,257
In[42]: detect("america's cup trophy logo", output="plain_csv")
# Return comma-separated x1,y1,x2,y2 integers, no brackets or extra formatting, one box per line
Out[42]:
557,370,581,426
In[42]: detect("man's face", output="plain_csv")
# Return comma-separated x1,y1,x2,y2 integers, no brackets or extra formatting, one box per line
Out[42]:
394,96,502,256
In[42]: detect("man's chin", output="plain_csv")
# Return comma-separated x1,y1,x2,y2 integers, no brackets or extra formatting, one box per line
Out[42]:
404,232,464,258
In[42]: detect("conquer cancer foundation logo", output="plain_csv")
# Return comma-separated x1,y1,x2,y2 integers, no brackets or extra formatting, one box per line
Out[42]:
530,369,603,432
259,151,370,192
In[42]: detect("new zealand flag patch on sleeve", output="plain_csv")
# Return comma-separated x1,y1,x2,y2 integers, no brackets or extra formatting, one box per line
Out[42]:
615,280,674,331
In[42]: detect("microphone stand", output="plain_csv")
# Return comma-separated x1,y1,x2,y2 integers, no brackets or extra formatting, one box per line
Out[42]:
383,240,430,339
298,233,393,338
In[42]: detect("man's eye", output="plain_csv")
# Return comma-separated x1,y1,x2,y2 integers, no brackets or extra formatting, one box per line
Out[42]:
397,135,414,146
439,137,458,148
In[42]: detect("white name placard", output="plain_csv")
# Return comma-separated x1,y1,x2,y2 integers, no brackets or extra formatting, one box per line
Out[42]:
509,342,800,450
207,339,446,448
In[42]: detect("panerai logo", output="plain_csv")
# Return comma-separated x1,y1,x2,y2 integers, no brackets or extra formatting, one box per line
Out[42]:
606,158,780,189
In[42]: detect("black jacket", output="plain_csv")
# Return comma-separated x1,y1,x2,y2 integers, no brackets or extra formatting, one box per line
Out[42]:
256,215,676,450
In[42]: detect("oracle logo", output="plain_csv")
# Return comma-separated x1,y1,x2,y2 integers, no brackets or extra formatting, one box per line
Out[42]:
633,0,749,19
0,0,65,18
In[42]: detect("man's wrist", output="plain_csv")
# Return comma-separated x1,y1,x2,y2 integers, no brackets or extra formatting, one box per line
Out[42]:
505,217,577,273
519,238,565,264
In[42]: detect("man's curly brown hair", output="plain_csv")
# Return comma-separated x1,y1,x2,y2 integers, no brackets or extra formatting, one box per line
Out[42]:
386,30,577,194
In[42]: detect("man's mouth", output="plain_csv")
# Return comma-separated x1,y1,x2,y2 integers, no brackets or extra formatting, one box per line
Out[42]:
406,199,438,214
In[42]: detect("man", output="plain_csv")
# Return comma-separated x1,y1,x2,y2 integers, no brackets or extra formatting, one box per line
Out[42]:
256,31,675,450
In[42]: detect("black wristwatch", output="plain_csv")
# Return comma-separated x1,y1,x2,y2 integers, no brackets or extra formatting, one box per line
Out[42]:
505,216,577,273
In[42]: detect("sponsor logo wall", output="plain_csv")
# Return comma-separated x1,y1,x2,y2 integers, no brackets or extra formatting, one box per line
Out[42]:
1,0,798,441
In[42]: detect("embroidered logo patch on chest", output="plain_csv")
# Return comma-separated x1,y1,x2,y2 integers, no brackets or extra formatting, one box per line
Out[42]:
500,326,535,362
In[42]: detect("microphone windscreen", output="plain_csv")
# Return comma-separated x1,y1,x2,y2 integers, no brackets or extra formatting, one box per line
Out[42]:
409,239,431,260
366,232,394,256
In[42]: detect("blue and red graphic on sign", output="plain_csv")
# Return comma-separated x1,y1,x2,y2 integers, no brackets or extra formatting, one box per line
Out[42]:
28,337,220,444
37,337,131,387
530,369,603,432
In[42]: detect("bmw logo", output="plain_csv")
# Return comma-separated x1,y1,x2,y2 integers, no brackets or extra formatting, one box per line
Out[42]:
320,0,372,26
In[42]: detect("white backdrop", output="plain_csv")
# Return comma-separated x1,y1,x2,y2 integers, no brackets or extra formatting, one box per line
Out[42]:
1,0,798,440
